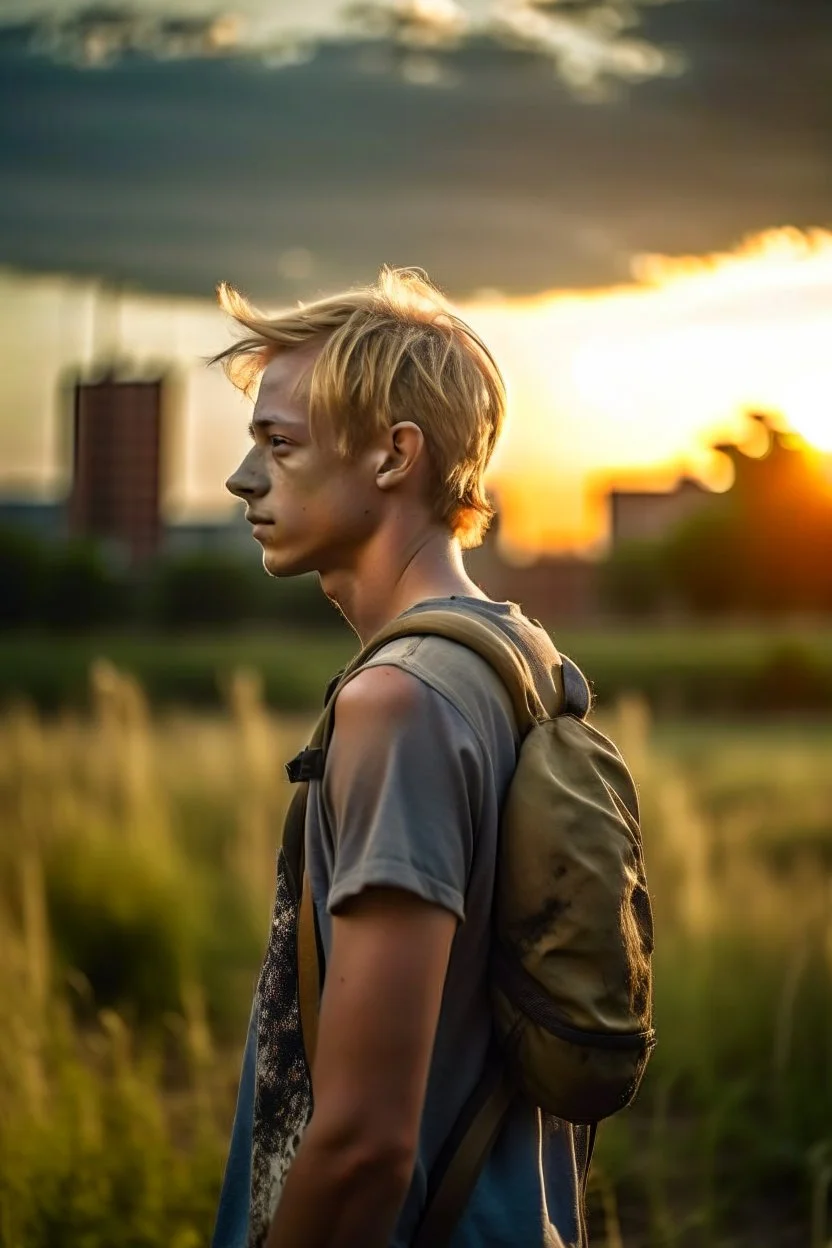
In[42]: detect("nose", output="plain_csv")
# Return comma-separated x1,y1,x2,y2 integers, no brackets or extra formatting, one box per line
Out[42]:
226,446,270,501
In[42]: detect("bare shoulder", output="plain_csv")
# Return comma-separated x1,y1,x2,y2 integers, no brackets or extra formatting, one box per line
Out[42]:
334,662,427,724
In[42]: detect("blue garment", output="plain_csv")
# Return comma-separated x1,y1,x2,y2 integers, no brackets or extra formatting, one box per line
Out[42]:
214,1012,585,1248
212,597,590,1248
212,1004,258,1248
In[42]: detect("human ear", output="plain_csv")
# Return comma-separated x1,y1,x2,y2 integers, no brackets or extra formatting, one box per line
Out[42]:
374,423,424,490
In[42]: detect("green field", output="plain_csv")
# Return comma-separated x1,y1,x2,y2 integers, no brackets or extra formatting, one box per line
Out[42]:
0,665,830,1246
3,622,832,714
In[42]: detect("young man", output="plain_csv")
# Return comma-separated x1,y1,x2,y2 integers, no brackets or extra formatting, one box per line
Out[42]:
212,268,592,1248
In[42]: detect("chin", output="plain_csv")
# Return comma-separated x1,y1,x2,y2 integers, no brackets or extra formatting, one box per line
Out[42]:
261,547,316,579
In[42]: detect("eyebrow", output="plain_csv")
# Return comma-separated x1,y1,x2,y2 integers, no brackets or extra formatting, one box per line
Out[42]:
247,413,306,437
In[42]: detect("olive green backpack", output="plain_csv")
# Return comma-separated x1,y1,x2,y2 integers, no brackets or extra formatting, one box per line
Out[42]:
281,608,655,1245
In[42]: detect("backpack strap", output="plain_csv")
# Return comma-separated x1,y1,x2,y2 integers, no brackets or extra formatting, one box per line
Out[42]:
290,609,557,784
411,1056,515,1248
298,867,321,1069
326,608,555,735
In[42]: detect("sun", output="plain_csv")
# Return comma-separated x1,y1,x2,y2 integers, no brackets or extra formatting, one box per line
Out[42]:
788,412,832,453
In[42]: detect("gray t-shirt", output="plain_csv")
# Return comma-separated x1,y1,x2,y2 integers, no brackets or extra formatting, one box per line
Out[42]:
212,596,591,1248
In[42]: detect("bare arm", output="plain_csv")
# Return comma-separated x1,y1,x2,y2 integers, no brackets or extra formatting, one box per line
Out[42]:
266,668,459,1248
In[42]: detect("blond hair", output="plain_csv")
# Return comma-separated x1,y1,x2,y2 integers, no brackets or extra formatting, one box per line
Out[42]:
212,266,506,549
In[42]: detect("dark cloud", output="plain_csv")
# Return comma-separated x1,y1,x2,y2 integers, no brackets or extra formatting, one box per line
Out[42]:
0,0,829,301
0,0,685,84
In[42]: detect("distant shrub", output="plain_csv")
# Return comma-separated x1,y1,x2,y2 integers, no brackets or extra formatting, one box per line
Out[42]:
40,540,132,632
0,527,48,628
662,508,742,616
750,641,832,712
258,571,345,631
145,555,342,632
146,552,260,630
599,540,667,617
0,524,345,635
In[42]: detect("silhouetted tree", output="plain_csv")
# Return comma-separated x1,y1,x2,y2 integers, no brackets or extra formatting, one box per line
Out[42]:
607,415,832,618
600,540,666,618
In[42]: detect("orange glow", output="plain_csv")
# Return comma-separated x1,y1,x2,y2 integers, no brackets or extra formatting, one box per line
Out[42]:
462,226,832,552
785,407,832,453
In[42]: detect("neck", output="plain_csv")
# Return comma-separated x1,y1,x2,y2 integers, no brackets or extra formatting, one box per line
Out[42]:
320,523,490,645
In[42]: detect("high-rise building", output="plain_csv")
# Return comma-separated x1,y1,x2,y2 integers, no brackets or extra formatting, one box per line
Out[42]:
69,375,164,564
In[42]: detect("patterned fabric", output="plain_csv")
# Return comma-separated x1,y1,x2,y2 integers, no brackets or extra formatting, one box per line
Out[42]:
245,848,312,1248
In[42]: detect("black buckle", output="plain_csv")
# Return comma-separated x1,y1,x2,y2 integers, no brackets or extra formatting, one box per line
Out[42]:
285,747,325,783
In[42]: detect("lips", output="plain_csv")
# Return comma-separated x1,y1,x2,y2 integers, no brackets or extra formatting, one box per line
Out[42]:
245,513,275,543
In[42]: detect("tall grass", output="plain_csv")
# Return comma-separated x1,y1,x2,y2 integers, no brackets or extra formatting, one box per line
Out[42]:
0,664,299,1247
0,671,830,1246
589,698,832,1247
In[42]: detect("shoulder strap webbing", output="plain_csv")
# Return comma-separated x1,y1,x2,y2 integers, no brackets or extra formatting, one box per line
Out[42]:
292,608,563,791
280,781,322,1078
326,608,556,737
298,867,321,1070
411,1059,515,1248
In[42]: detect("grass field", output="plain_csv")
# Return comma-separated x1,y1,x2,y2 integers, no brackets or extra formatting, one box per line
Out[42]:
2,621,832,713
0,662,830,1247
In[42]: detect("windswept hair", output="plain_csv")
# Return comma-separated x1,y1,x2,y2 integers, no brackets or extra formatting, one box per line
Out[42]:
212,266,506,549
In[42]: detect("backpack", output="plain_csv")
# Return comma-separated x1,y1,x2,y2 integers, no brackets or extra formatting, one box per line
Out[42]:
280,607,656,1245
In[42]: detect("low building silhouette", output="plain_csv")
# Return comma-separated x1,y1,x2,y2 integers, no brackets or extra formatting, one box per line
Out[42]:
465,497,601,626
609,477,713,548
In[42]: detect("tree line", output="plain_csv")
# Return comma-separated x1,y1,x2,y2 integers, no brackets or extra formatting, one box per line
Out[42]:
603,421,832,618
1,527,343,633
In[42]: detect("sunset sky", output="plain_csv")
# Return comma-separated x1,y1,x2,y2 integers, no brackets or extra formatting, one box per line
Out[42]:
0,0,829,554
2,225,830,554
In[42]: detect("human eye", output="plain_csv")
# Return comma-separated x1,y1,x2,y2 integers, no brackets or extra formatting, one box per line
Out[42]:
270,435,290,451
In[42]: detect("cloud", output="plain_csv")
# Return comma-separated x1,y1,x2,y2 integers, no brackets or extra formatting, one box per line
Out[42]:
17,7,247,69
492,0,682,94
2,0,684,90
0,0,828,301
